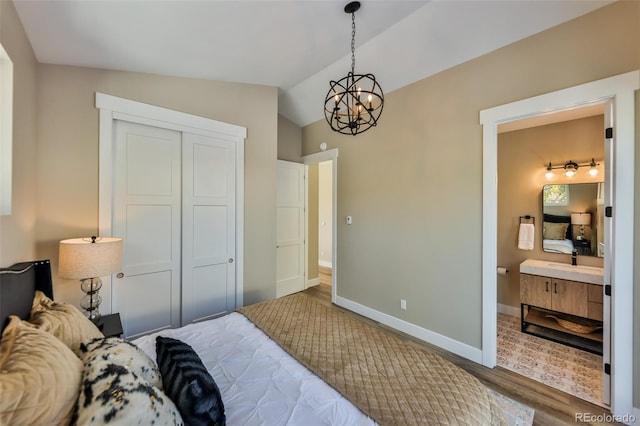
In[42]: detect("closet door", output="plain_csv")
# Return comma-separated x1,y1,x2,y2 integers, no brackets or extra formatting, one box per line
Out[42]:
181,133,236,324
112,121,182,338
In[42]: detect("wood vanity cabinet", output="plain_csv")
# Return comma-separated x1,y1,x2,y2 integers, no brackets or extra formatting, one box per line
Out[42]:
520,272,603,354
520,274,588,317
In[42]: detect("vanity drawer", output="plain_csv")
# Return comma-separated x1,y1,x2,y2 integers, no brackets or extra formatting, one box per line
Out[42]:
587,284,603,320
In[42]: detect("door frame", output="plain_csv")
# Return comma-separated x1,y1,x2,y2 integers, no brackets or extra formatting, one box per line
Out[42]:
95,92,246,312
303,148,339,303
480,71,639,416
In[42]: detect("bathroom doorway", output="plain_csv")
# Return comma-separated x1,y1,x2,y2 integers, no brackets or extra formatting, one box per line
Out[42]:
495,108,606,407
480,71,638,417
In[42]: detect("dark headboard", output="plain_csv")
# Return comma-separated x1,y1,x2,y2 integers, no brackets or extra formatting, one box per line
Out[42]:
0,260,53,334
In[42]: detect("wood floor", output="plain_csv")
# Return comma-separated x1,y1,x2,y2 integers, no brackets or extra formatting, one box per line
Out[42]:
303,277,619,426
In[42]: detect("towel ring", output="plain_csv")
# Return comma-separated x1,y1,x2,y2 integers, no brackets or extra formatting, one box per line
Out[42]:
519,215,535,225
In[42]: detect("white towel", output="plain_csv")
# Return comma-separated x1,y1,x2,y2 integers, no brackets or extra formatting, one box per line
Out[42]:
518,223,535,250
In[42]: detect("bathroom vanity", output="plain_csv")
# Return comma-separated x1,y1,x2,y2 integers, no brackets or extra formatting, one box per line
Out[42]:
519,259,604,354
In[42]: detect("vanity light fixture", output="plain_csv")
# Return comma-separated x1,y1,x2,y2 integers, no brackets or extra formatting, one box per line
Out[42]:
544,158,600,179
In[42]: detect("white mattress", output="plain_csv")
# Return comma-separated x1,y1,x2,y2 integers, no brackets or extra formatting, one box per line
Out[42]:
132,312,376,426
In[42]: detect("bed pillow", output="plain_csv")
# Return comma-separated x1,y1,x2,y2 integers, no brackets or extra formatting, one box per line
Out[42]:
0,315,83,426
156,336,226,426
28,290,103,355
543,221,569,240
79,336,162,388
75,355,183,426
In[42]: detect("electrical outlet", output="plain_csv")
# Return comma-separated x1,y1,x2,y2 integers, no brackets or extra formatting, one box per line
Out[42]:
400,299,407,310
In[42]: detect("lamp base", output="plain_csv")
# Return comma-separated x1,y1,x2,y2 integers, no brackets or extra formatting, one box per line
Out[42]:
80,277,103,321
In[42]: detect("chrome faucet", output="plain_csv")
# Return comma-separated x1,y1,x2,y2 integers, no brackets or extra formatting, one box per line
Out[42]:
571,248,578,266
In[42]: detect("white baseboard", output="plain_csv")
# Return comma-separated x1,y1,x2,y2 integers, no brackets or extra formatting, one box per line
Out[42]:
318,260,332,268
306,277,320,288
335,295,483,364
497,303,519,317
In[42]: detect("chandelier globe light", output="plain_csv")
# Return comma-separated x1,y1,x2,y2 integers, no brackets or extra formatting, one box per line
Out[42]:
324,1,384,136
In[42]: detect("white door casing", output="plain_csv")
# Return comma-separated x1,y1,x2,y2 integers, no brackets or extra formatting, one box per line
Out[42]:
96,93,246,335
480,71,638,416
276,160,305,298
112,121,182,338
302,149,339,304
182,133,236,324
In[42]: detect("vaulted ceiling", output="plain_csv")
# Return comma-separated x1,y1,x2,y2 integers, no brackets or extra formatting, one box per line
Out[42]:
14,0,612,127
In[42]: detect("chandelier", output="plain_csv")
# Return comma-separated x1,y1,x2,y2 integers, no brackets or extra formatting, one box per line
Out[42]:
324,1,384,136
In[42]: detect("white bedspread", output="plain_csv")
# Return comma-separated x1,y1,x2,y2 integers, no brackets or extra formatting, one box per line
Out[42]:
543,238,574,254
132,312,376,426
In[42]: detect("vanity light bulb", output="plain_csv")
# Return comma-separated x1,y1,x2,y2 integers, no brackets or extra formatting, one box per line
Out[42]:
588,167,598,177
565,169,576,178
545,170,554,179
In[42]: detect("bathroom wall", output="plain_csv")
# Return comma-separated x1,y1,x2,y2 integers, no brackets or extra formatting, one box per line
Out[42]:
497,115,604,309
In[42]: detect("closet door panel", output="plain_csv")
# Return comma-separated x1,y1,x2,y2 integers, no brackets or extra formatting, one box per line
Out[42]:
182,133,236,324
112,121,182,338
120,271,174,337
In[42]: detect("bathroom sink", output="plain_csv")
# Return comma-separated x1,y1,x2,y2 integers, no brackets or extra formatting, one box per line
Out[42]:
520,259,604,285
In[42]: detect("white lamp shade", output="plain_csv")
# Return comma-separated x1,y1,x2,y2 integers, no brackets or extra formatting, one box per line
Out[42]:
59,237,123,279
571,213,591,226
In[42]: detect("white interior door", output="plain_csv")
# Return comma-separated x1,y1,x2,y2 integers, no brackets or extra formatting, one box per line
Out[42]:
276,160,305,298
112,121,182,338
601,100,613,405
182,133,236,324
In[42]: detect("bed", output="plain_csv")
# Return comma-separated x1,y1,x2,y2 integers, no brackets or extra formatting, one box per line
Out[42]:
542,213,574,254
1,260,508,425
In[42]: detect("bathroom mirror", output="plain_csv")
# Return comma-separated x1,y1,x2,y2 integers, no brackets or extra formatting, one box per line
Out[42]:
542,183,603,257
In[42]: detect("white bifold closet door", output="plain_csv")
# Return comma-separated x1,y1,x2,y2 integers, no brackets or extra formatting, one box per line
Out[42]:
112,121,236,338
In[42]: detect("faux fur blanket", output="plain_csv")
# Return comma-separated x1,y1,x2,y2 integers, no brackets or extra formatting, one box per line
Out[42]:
238,293,507,425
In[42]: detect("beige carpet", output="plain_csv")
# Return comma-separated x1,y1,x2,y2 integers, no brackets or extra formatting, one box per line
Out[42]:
239,293,529,425
497,313,603,407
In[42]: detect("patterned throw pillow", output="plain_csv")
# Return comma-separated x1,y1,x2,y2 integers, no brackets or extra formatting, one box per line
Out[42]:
79,336,162,388
0,316,83,426
75,355,183,426
28,290,103,355
156,336,226,426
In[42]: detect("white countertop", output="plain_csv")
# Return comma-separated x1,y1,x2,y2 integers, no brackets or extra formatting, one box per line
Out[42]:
520,259,604,285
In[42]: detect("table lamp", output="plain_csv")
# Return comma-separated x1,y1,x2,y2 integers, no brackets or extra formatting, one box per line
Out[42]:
58,236,123,322
570,213,591,240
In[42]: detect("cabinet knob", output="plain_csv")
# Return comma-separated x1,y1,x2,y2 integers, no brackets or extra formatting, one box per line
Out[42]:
228,258,234,263
116,272,124,279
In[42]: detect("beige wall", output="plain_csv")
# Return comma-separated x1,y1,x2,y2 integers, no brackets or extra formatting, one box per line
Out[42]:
302,0,639,403
497,116,604,308
35,65,278,306
0,0,38,265
277,114,302,163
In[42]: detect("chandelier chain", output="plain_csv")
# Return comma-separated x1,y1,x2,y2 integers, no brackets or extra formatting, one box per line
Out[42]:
351,11,356,75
